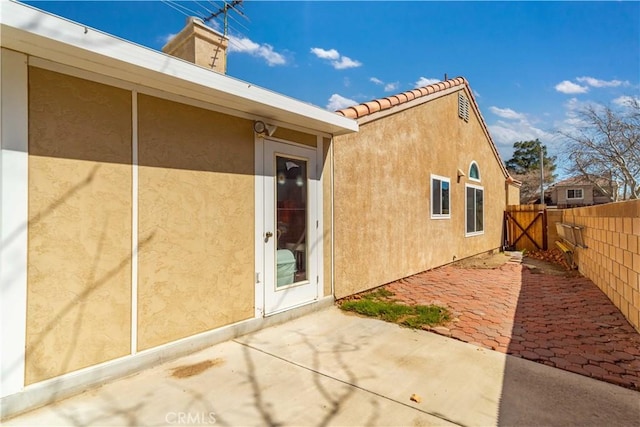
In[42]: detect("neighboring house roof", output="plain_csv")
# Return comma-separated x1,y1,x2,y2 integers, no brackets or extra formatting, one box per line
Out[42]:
548,175,618,189
1,1,357,136
335,77,512,180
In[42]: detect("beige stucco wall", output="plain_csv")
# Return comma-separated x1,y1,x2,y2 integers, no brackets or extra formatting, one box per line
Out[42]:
507,182,521,206
559,201,640,332
21,62,333,388
26,68,132,384
333,89,508,298
137,94,255,351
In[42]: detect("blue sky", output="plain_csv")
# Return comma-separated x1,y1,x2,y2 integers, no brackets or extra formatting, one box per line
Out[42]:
22,1,640,166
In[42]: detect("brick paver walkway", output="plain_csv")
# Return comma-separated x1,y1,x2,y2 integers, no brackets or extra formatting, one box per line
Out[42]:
385,259,640,391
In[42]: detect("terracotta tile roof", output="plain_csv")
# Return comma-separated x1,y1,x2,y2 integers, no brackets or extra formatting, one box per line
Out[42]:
335,77,468,119
335,76,513,180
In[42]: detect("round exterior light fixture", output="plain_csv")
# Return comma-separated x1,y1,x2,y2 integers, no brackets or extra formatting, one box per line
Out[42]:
253,120,267,134
253,120,277,136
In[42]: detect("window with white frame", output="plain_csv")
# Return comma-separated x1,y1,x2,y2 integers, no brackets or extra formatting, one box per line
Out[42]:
567,188,583,199
431,175,450,218
465,184,484,235
469,161,480,181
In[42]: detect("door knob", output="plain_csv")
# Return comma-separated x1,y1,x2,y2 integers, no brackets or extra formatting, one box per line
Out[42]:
265,231,273,242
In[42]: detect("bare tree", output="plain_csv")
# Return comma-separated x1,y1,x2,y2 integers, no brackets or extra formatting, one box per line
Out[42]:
510,169,555,204
559,98,640,200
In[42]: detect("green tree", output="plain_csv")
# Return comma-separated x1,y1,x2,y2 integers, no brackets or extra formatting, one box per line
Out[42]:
505,139,557,177
505,139,557,204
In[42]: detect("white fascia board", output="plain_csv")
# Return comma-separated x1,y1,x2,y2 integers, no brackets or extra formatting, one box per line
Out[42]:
0,1,358,136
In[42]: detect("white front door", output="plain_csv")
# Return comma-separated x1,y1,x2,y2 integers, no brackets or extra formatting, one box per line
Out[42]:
262,139,318,315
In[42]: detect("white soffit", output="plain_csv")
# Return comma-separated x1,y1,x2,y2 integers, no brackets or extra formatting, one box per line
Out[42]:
0,1,358,136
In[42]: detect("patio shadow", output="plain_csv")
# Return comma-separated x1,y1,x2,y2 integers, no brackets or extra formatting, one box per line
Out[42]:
497,263,640,426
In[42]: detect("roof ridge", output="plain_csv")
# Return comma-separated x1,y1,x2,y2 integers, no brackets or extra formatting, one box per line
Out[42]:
335,76,468,119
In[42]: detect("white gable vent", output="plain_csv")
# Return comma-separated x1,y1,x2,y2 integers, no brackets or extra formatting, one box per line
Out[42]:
458,93,470,122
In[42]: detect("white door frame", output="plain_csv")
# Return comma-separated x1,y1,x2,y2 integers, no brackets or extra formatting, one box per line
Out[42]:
254,135,323,317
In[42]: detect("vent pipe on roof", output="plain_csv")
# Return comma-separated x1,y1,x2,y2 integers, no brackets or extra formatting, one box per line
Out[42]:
162,17,229,74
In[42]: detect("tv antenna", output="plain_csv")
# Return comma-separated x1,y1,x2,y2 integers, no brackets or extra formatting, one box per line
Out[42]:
203,0,245,36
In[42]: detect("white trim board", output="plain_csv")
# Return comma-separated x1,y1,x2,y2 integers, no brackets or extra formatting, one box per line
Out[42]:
0,48,29,399
130,91,139,355
254,134,265,319
316,136,325,298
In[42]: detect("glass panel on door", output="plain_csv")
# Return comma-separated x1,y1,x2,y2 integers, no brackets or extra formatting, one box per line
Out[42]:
275,155,307,287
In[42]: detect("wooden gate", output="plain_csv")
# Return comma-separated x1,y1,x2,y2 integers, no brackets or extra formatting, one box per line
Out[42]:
504,204,547,251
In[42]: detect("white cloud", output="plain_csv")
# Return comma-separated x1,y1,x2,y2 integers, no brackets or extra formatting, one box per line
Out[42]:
576,76,629,88
228,35,286,66
554,97,595,133
326,94,358,111
555,80,589,94
488,119,556,153
311,47,362,70
415,77,440,87
613,95,640,107
384,82,399,92
370,77,398,92
489,106,526,120
331,56,362,70
160,33,177,44
564,97,582,111
310,47,340,60
560,116,587,128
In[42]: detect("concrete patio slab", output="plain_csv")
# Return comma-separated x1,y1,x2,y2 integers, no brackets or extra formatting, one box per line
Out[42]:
5,307,639,426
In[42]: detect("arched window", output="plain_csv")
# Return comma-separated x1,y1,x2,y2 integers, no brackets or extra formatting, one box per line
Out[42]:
469,161,480,181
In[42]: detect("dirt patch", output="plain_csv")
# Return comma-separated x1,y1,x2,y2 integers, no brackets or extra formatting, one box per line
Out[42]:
451,249,581,278
452,251,513,269
170,359,223,379
524,249,582,277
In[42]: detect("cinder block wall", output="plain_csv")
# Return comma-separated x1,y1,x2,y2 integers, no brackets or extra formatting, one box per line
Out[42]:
560,200,640,332
546,209,563,246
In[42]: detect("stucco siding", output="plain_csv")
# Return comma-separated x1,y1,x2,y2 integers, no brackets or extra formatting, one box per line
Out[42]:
507,183,521,206
26,68,132,384
137,94,254,351
333,90,507,298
